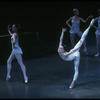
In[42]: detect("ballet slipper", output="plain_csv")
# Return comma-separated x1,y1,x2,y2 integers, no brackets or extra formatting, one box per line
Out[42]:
24,76,28,83
69,82,74,89
89,19,95,27
94,53,100,57
6,75,11,81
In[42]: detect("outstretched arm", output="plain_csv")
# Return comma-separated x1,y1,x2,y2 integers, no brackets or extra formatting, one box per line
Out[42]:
80,15,93,23
59,27,67,47
8,24,13,36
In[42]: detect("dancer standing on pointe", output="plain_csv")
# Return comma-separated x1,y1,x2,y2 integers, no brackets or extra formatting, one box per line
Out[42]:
92,9,100,57
58,19,94,88
6,24,28,83
66,8,93,55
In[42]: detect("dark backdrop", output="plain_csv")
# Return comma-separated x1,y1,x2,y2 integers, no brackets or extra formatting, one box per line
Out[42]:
0,1,99,64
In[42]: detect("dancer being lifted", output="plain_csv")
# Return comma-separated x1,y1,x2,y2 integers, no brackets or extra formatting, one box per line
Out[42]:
6,24,28,83
58,19,94,88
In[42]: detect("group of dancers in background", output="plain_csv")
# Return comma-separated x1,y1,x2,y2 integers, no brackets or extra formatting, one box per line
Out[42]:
5,8,100,89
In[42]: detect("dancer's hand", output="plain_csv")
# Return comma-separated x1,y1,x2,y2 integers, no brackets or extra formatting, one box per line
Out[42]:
8,24,11,31
90,19,95,26
62,27,67,32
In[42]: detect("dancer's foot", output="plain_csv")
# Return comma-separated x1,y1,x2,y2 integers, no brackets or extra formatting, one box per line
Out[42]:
89,19,95,27
6,75,11,81
69,82,74,89
24,76,28,83
84,48,88,55
62,27,67,32
94,53,100,57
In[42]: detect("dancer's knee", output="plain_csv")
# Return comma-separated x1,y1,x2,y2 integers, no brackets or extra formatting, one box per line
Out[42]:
18,61,25,69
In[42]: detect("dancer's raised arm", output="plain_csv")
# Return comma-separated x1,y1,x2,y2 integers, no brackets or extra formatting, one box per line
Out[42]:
59,27,67,47
8,24,13,36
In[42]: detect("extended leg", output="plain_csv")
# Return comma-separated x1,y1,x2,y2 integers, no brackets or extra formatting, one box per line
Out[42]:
72,27,90,52
77,31,88,55
65,19,94,57
81,19,94,43
73,19,94,51
15,53,28,83
6,53,15,81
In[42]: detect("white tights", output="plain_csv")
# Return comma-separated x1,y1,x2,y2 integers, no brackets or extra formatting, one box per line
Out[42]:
7,53,27,80
72,21,92,81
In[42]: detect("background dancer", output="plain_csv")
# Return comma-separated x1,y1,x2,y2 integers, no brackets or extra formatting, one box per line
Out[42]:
66,8,93,55
92,9,100,57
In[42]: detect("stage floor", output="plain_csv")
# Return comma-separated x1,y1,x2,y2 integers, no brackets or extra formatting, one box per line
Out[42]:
0,46,100,99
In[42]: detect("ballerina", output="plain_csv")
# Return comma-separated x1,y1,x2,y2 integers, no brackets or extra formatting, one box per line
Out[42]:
58,19,94,88
6,24,28,83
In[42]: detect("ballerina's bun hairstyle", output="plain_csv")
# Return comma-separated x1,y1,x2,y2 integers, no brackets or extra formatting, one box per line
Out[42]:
11,24,21,33
13,24,21,30
14,24,21,29
73,8,78,13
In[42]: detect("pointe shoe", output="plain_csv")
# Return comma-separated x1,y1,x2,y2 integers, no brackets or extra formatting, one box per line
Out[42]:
94,53,100,57
84,48,88,55
24,77,28,83
6,75,11,81
69,84,74,89
62,27,67,32
89,19,95,27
